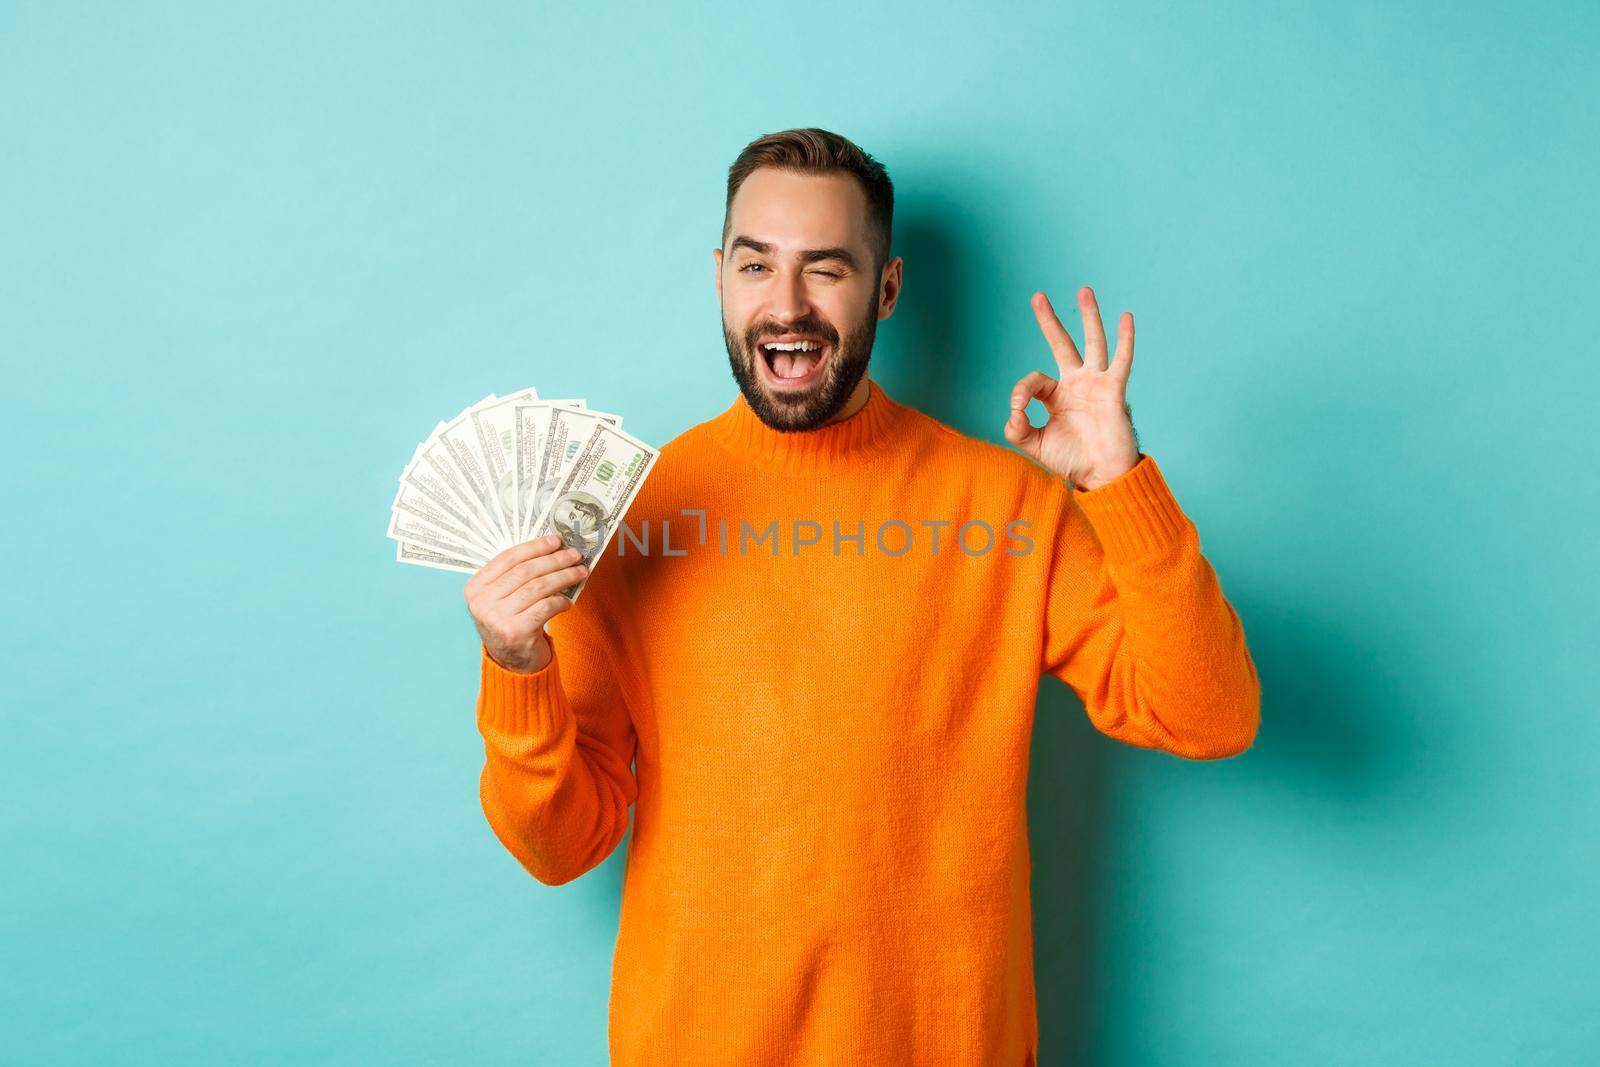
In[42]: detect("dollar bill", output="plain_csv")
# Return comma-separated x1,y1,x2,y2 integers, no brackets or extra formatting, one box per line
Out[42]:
387,476,499,560
430,394,509,541
393,390,654,584
396,540,479,574
389,510,491,565
525,422,658,602
393,441,501,555
398,431,499,550
409,414,505,548
468,388,551,536
473,395,586,542
516,405,622,541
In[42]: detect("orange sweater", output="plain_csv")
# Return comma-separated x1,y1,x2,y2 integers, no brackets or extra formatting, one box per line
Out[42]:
475,379,1259,1066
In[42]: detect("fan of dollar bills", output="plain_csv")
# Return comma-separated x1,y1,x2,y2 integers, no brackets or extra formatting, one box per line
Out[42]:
388,388,659,600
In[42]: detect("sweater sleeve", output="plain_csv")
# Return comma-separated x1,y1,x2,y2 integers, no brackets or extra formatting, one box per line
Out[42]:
1039,453,1260,760
475,579,640,885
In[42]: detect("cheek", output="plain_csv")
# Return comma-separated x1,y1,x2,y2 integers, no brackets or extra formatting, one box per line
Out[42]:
722,305,754,342
845,276,881,310
824,290,872,333
724,292,762,327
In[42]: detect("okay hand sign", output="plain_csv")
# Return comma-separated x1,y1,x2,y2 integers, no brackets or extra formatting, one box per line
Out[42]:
1004,286,1142,491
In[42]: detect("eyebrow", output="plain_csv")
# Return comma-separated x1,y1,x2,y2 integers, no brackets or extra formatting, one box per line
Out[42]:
729,235,858,269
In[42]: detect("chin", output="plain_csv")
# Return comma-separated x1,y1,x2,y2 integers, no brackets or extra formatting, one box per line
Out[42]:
723,321,872,432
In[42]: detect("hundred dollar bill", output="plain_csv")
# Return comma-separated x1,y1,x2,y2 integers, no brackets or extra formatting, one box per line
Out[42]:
396,540,479,574
411,413,505,547
387,477,497,559
471,393,586,541
516,404,622,541
468,388,538,537
429,394,509,541
388,510,491,565
525,422,658,603
398,432,502,552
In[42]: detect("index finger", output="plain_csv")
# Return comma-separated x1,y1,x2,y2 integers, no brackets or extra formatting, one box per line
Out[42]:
1031,292,1084,372
468,534,563,592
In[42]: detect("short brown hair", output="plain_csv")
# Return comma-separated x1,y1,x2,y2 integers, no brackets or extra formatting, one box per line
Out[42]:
723,127,894,273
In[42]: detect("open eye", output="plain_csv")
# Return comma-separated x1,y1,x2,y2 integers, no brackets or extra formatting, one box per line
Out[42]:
739,263,766,273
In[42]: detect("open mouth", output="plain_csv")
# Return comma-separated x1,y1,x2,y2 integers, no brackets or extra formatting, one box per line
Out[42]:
757,336,831,388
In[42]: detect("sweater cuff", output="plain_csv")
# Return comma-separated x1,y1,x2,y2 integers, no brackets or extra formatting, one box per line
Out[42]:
1072,454,1193,564
477,642,568,735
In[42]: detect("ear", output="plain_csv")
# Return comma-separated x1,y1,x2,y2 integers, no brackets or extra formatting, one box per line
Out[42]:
876,255,903,320
712,247,723,300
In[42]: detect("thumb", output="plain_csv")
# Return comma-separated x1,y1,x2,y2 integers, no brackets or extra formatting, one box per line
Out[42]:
1003,407,1042,460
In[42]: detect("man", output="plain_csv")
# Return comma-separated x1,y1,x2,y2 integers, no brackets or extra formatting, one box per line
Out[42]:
465,127,1260,1066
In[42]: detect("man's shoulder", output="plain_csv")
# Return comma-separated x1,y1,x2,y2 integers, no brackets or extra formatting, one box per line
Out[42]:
616,405,733,517
657,416,717,457
647,411,727,474
897,400,1065,495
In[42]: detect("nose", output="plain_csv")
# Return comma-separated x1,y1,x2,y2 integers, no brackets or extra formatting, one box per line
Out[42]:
766,265,813,324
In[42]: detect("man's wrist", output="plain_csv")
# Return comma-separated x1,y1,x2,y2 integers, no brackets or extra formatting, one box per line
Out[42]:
1072,454,1144,493
485,634,553,676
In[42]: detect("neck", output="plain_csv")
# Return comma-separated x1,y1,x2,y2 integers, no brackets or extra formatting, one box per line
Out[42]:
707,375,904,471
822,375,872,426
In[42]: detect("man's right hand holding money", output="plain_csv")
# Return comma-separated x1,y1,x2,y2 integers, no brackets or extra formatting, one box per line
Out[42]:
465,535,590,674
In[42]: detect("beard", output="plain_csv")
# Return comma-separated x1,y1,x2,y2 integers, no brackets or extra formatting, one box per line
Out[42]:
723,291,880,432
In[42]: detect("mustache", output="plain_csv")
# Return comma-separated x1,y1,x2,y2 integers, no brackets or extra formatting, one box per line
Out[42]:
746,321,837,346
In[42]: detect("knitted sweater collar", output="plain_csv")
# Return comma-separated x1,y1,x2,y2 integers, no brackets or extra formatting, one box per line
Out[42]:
705,378,907,471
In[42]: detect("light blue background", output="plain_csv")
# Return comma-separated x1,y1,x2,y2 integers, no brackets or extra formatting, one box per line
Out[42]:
4,3,1596,1064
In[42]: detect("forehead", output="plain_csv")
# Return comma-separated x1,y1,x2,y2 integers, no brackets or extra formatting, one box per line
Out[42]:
726,167,871,251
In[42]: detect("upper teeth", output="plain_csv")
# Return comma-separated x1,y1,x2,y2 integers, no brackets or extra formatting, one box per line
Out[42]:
763,340,821,352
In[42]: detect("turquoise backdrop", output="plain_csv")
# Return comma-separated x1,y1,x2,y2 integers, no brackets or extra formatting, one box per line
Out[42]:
4,3,1596,1064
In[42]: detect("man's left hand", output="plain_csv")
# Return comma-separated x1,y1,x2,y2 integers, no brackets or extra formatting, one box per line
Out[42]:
1004,286,1141,491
